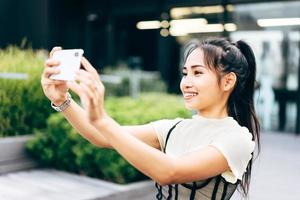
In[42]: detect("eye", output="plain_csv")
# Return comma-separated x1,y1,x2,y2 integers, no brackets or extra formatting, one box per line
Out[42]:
181,72,187,76
194,71,203,75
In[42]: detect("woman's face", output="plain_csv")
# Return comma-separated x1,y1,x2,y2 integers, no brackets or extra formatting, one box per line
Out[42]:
180,48,224,112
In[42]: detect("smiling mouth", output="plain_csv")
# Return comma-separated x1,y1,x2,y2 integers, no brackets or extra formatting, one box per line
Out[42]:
183,92,198,99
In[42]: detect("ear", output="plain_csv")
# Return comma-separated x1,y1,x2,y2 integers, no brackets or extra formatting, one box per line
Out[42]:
221,72,237,92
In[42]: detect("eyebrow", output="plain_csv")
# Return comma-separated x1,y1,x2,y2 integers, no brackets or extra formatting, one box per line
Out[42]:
182,65,206,70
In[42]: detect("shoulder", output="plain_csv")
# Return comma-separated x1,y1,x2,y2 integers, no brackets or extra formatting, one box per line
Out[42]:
226,120,254,142
210,120,256,183
150,117,184,131
149,117,184,150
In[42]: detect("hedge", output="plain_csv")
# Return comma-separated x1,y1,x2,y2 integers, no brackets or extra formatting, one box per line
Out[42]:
0,46,168,137
0,46,167,137
0,46,51,137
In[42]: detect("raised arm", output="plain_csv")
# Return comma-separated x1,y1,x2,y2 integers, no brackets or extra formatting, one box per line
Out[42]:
60,100,159,149
41,47,160,149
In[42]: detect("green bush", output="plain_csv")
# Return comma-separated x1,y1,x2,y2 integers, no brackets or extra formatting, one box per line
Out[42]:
0,46,51,137
27,93,191,184
0,47,167,136
105,93,190,124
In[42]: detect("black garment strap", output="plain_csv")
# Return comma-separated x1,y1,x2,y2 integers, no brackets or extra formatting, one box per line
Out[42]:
189,182,197,200
164,120,182,153
155,182,163,200
155,120,181,200
211,175,221,200
181,177,213,189
221,177,239,200
221,181,228,200
174,184,179,200
167,185,173,200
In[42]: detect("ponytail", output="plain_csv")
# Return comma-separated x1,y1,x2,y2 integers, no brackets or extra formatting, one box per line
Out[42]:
233,40,261,197
229,40,260,142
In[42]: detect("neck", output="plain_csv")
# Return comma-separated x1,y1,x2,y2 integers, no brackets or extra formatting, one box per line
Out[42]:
197,102,229,119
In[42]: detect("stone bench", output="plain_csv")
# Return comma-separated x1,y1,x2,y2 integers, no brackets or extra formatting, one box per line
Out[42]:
0,135,38,174
0,136,155,199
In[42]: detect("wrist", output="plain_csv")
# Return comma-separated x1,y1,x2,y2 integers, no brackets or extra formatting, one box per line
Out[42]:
52,94,68,106
91,112,110,127
51,93,72,112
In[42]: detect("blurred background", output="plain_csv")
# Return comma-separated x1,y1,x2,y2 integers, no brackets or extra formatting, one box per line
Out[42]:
1,0,300,133
0,0,300,199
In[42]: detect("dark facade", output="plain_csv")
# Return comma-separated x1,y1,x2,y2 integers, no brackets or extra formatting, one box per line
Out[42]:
1,0,300,133
1,0,299,90
2,0,296,92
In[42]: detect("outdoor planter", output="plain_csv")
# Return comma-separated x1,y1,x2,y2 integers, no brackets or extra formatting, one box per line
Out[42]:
0,135,38,174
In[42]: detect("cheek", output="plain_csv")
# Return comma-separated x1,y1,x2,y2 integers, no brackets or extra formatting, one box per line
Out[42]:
205,84,222,100
194,76,213,89
179,79,184,92
195,78,220,97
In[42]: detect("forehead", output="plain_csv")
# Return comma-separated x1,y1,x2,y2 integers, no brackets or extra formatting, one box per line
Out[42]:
184,48,205,68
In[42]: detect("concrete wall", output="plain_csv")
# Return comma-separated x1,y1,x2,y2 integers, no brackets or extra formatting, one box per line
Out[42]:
0,135,38,174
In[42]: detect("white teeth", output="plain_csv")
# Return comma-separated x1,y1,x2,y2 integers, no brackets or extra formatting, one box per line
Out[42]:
184,93,198,98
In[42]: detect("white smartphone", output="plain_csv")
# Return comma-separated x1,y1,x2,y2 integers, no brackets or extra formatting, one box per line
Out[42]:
50,49,84,81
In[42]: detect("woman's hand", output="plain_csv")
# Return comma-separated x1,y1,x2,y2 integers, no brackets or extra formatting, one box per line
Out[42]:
71,57,107,123
41,47,69,106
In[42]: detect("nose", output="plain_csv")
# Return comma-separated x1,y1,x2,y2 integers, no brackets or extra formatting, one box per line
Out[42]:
181,76,193,88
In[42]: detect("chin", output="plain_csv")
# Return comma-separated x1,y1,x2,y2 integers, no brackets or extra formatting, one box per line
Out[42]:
184,102,198,110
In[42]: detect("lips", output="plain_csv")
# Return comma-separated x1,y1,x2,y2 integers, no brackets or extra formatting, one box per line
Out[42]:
183,92,198,99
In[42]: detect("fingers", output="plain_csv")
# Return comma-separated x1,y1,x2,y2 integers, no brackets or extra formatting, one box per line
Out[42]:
76,69,95,83
42,60,62,82
79,82,102,112
46,46,62,68
43,66,60,77
43,58,61,78
80,82,95,100
41,61,66,83
70,80,94,112
49,46,62,58
77,69,104,92
67,81,81,95
72,60,105,121
41,77,66,85
67,81,89,100
75,72,98,95
74,69,104,104
81,57,98,75
45,58,60,68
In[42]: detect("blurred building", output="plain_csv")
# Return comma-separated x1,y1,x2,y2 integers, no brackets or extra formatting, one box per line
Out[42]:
0,0,300,133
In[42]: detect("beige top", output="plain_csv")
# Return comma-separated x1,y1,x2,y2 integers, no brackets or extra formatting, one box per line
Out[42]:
150,115,255,184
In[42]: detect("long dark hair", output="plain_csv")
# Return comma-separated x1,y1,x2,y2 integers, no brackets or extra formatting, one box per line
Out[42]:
182,38,261,197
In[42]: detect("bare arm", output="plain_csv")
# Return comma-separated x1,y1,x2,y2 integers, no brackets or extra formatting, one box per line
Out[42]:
61,99,160,149
64,100,230,185
92,116,230,185
41,47,160,150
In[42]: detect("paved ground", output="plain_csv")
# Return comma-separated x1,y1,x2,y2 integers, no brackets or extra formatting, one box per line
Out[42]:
0,169,124,200
0,131,299,200
231,131,300,200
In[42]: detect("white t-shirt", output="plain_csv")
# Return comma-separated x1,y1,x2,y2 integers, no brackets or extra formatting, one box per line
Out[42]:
150,115,255,184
